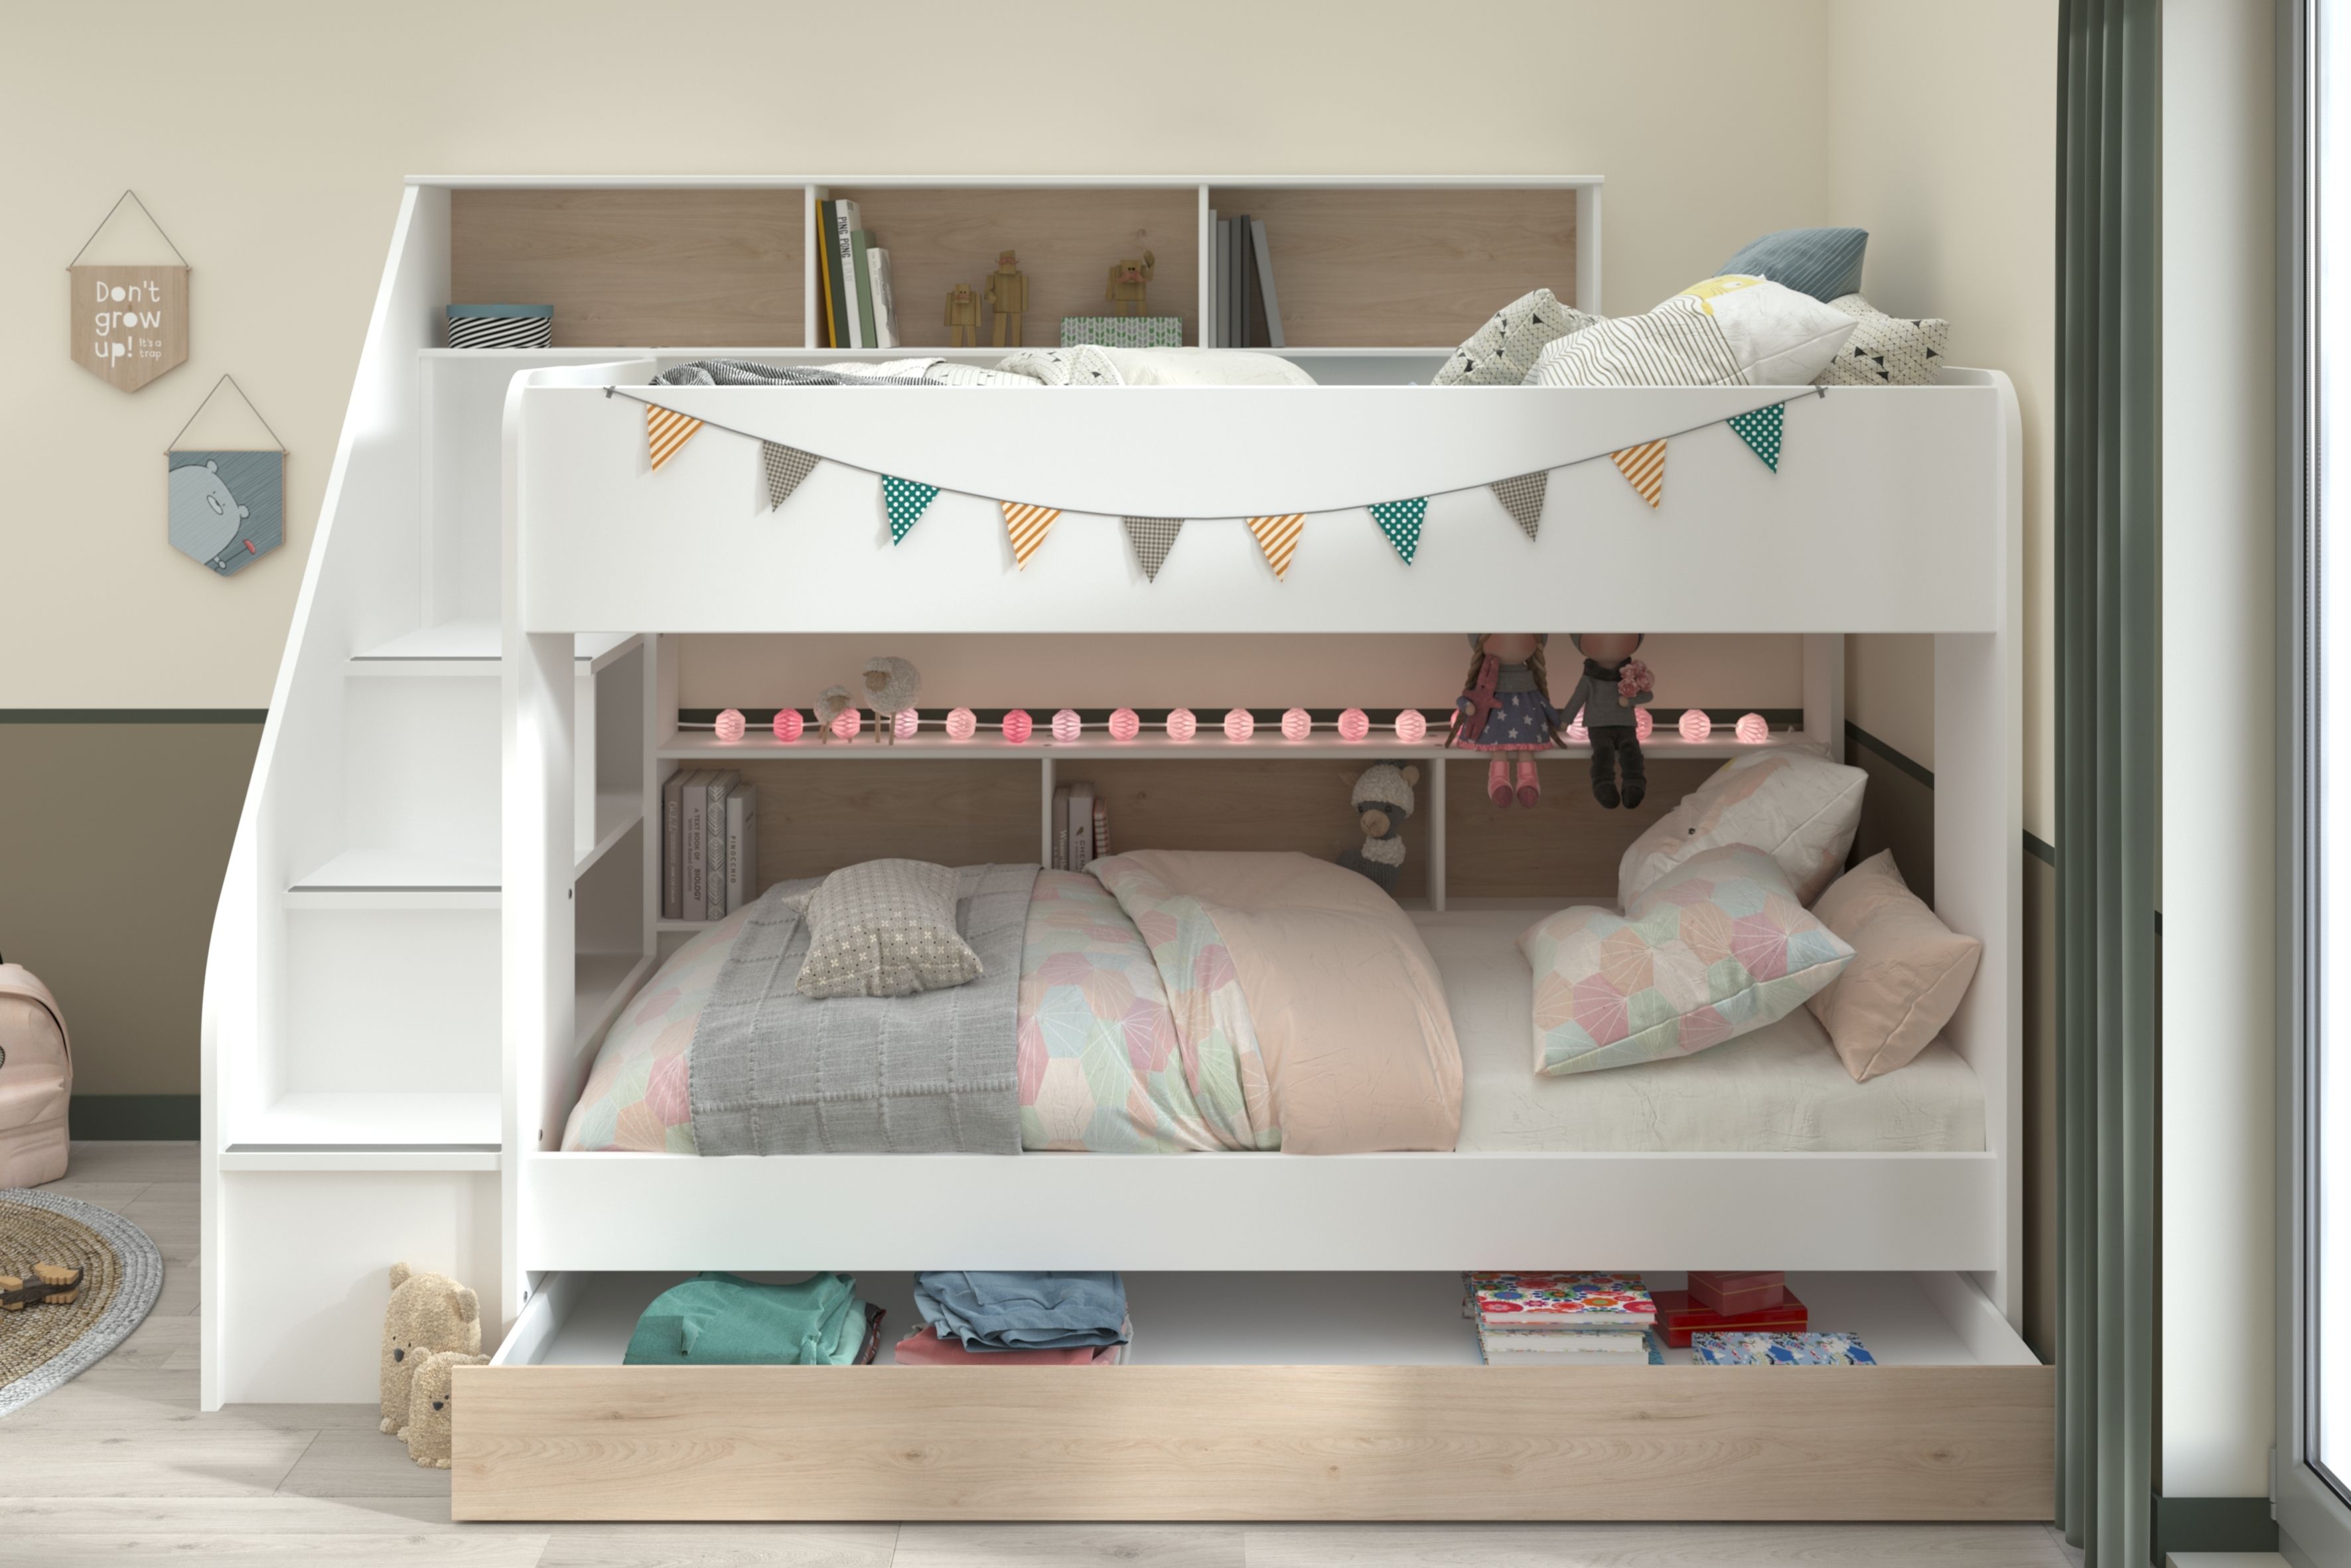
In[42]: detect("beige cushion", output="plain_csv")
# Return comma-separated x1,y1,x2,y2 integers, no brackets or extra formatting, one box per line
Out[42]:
1805,851,1983,1081
794,859,982,999
1814,293,1949,387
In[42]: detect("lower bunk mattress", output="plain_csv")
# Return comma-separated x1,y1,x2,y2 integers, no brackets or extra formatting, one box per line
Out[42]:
563,858,1984,1159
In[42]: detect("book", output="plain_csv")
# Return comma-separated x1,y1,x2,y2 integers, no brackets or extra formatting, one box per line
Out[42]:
661,768,687,920
1068,781,1096,868
833,201,865,349
1212,217,1230,348
1476,1324,1662,1366
704,771,739,916
1464,1273,1656,1330
817,198,843,348
725,784,758,914
849,231,879,350
1092,798,1109,858
1651,1287,1808,1349
1051,784,1071,870
865,246,900,348
678,768,711,920
1691,1330,1877,1367
1233,214,1255,348
1250,217,1284,348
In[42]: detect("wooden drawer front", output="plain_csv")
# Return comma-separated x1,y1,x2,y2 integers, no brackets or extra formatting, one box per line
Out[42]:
453,1362,2054,1523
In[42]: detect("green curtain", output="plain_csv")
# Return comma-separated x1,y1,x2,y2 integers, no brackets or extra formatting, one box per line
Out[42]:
2057,1,2161,1565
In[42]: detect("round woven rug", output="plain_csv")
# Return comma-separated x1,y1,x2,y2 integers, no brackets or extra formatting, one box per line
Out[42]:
0,1188,163,1417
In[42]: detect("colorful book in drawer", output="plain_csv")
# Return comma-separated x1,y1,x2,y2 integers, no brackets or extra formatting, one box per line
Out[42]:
1691,1330,1877,1366
1652,1287,1808,1349
1476,1323,1663,1365
1464,1272,1655,1329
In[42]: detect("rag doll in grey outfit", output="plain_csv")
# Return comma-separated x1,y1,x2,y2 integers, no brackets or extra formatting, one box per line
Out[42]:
1559,633,1654,809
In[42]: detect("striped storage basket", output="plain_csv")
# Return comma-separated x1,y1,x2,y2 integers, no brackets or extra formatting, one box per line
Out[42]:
445,303,553,349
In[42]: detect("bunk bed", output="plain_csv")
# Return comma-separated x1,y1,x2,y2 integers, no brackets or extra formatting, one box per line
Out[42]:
198,175,2039,1526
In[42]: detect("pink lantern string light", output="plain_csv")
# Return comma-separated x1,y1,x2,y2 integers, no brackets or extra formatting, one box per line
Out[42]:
1565,707,1589,745
1281,707,1312,741
1166,708,1197,742
1395,709,1428,744
714,708,746,743
1735,712,1770,745
831,708,861,741
1224,708,1255,742
893,708,920,741
1108,707,1140,742
772,709,804,743
1338,707,1370,743
1634,708,1654,743
1002,709,1034,744
1052,708,1082,743
1678,709,1711,743
945,707,977,742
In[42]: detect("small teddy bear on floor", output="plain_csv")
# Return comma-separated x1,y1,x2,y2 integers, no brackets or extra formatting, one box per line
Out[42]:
404,1348,490,1469
1336,762,1420,894
378,1261,480,1439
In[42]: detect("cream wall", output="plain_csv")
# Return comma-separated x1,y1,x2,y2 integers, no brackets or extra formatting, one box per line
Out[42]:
1827,0,2060,835
2,0,1844,712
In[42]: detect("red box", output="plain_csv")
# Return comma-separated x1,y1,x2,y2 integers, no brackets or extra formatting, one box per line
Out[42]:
1652,1287,1808,1349
1688,1269,1787,1315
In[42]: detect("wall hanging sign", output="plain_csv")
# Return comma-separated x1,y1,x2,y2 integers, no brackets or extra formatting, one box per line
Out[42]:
167,376,285,577
67,191,190,392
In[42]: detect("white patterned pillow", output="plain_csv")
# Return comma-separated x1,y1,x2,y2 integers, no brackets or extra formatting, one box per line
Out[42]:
794,859,982,999
1435,289,1599,386
1814,295,1949,386
1524,276,1855,389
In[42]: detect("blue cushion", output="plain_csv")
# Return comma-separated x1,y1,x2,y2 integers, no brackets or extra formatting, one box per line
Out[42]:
1719,228,1869,302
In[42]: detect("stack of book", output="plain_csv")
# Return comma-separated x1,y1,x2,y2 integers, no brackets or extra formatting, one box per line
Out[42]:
1206,211,1284,348
662,768,758,922
1463,1272,1662,1365
1049,780,1108,871
816,197,900,350
1651,1286,1810,1348
1691,1330,1877,1366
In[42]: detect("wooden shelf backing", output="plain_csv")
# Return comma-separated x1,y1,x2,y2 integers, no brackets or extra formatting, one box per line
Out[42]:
451,189,803,347
825,184,1199,350
1206,185,1582,347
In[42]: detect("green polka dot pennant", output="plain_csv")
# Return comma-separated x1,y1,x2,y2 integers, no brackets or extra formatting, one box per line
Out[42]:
1368,498,1428,565
1726,403,1785,472
881,475,940,543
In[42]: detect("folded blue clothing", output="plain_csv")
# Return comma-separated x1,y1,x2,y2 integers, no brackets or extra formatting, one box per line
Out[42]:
914,1271,1130,1352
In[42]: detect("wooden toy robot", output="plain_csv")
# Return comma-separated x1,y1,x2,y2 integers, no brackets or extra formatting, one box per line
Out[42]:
984,250,1028,346
946,283,981,347
1105,251,1155,317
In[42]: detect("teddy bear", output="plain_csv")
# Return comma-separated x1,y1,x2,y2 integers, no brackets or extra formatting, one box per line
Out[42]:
378,1261,480,1437
403,1349,489,1468
1336,762,1420,893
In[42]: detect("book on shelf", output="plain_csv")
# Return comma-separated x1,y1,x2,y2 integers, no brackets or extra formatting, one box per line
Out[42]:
1067,781,1096,869
864,246,899,348
1476,1322,1662,1366
703,771,739,916
661,768,687,920
1092,798,1109,859
1212,216,1229,348
1051,784,1071,870
725,784,758,915
678,768,711,920
1650,1287,1808,1349
1691,1330,1877,1367
1250,217,1284,348
816,199,837,348
1463,1272,1656,1330
833,202,867,349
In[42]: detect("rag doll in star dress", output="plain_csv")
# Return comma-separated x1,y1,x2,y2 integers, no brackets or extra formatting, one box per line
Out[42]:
1447,633,1567,808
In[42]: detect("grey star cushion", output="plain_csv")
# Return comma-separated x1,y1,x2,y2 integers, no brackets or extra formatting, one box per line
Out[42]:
1434,289,1599,386
793,859,983,999
1814,294,1949,387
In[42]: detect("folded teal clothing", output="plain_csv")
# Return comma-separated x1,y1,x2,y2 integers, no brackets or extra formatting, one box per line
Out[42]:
624,1271,871,1366
914,1271,1129,1352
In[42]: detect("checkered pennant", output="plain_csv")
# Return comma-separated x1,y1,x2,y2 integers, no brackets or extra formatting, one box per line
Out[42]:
1490,472,1548,540
1122,517,1183,581
760,442,818,509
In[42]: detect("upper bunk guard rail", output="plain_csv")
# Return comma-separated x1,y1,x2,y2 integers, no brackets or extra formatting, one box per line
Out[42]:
512,372,2015,637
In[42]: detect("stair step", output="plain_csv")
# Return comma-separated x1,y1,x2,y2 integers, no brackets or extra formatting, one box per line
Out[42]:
350,621,638,676
237,1090,500,1148
288,848,498,908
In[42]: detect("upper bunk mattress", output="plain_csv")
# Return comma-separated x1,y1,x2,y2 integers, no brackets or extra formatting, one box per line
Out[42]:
1414,909,1985,1154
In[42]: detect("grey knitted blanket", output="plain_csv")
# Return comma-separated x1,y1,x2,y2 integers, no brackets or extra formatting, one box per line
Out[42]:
687,865,1038,1155
652,359,936,388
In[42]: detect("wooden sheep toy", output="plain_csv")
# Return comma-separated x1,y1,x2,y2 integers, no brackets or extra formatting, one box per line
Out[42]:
0,1263,83,1309
862,657,920,743
1105,251,1155,317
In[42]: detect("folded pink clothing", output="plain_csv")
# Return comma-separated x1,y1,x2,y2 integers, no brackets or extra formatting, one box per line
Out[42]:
891,1328,1120,1366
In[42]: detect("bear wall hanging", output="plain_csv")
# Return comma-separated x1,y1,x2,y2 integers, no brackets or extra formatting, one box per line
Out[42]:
68,190,189,393
167,376,285,577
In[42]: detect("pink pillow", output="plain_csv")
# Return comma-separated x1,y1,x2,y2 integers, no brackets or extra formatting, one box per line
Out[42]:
1805,851,1983,1081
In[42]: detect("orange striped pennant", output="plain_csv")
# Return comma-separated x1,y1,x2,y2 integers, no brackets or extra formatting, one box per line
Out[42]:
645,404,703,471
1000,502,1061,569
1246,514,1307,580
1610,439,1667,508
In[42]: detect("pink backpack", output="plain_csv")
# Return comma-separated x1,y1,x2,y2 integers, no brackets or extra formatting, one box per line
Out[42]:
0,962,71,1188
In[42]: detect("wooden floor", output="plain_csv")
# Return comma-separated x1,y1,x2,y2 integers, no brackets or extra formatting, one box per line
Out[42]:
2,1143,2084,1567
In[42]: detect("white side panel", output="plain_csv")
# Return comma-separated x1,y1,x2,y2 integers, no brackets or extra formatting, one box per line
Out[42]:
218,1170,497,1404
522,1151,2001,1275
518,381,2005,636
281,908,500,1096
343,676,500,869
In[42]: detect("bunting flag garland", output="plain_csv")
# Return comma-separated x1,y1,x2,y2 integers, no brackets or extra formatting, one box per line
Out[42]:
1247,514,1306,580
881,475,940,543
1610,439,1668,508
1490,472,1548,541
646,405,703,470
1123,517,1183,581
1001,502,1062,569
760,441,818,508
1366,498,1429,565
1725,403,1784,472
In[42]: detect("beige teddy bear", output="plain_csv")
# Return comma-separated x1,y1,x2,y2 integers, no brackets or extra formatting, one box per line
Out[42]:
378,1261,480,1437
403,1349,488,1468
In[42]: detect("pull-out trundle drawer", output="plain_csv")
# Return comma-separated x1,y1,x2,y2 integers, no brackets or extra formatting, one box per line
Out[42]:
455,1271,2052,1522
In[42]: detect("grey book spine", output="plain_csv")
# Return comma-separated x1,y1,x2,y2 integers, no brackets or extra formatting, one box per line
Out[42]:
705,772,739,917
679,769,709,921
1251,218,1284,348
726,787,758,914
662,769,686,920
